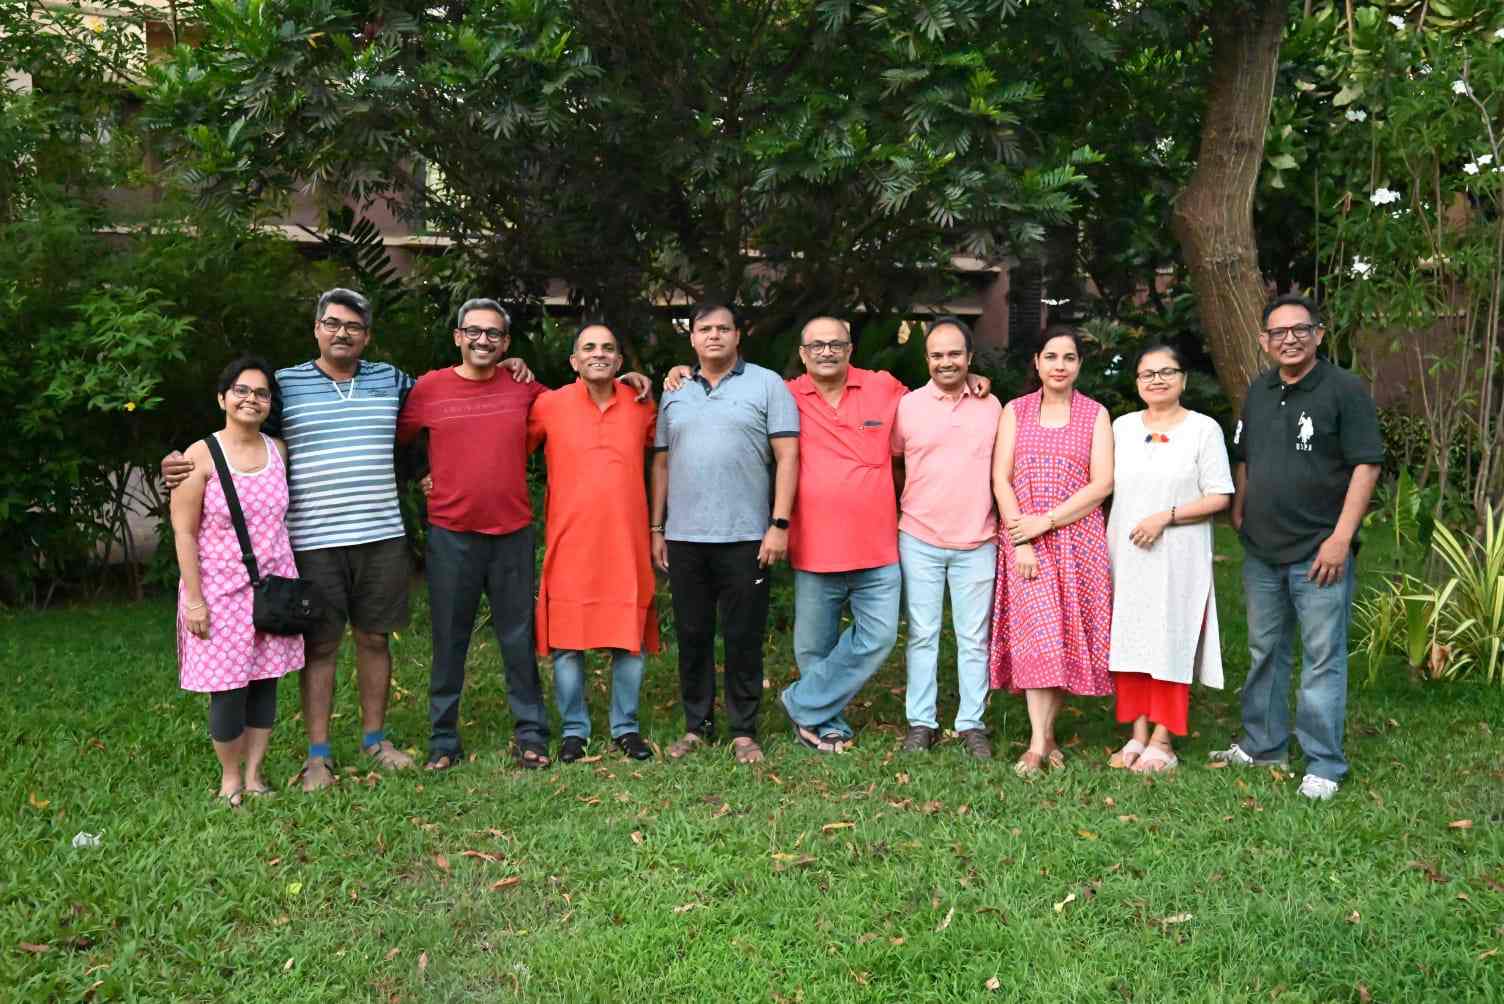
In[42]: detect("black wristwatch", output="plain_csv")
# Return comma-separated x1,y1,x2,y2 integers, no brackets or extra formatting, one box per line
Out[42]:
771,517,790,530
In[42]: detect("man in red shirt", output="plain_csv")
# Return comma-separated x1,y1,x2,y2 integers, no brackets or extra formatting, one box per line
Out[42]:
400,299,649,770
777,318,989,751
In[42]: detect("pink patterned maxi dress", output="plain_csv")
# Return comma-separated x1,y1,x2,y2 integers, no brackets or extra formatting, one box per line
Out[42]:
177,434,303,692
988,390,1112,695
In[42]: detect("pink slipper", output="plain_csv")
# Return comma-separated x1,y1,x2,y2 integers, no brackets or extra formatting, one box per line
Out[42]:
1132,745,1179,773
1110,739,1146,769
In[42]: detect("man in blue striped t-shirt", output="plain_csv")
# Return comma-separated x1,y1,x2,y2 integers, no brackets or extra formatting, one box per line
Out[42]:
163,288,533,791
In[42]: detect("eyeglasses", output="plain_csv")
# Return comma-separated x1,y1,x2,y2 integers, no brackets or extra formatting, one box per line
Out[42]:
228,384,273,402
801,340,851,355
1263,323,1318,344
318,317,368,336
1135,367,1184,383
459,326,507,343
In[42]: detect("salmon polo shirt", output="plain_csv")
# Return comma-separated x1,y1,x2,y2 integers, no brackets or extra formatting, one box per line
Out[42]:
891,380,1002,550
787,367,907,573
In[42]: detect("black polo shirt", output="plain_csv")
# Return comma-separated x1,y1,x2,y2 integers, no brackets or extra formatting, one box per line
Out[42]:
1231,358,1384,565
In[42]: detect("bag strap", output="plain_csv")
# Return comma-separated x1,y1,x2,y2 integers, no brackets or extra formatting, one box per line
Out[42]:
202,434,262,586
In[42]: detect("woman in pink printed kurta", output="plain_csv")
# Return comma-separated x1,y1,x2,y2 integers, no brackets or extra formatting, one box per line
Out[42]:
989,328,1114,776
172,358,303,806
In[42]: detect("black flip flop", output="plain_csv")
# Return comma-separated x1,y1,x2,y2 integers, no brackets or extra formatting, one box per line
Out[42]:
514,740,553,770
424,749,464,771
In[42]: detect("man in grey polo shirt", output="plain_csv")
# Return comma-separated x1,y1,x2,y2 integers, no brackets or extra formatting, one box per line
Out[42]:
650,303,799,764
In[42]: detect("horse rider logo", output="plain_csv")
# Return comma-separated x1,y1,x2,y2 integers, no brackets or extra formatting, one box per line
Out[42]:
1296,411,1314,451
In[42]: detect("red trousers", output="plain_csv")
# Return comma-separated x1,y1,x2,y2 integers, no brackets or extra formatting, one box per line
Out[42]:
1113,673,1190,736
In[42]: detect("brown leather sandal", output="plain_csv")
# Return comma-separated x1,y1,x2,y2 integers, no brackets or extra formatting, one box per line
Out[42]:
731,737,764,764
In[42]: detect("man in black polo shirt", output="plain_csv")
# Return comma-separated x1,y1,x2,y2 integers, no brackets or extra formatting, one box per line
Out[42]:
1211,294,1383,800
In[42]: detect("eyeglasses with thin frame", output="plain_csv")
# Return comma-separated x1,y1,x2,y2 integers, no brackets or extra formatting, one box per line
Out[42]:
1262,323,1319,344
228,383,273,402
801,339,851,355
318,317,368,336
1135,367,1184,384
459,326,507,343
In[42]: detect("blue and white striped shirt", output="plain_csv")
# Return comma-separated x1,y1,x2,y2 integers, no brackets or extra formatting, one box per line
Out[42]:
273,360,414,552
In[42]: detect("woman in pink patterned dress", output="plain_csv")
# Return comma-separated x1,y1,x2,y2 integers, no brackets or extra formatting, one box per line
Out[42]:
170,357,303,806
989,328,1115,777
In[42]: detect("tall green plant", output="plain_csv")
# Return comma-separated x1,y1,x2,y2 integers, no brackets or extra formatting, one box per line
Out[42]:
1429,511,1504,684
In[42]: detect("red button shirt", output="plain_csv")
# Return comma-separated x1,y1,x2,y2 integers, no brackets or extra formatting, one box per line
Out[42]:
396,367,545,535
786,367,907,573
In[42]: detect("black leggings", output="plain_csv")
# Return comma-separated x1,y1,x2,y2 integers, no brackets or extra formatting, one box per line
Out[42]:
208,678,279,742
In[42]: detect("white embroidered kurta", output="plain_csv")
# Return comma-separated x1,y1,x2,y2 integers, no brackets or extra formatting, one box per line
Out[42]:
1107,410,1234,688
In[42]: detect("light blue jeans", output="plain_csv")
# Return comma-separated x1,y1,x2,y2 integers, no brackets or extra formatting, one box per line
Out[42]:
899,532,996,732
1239,552,1355,782
780,563,902,740
551,649,645,740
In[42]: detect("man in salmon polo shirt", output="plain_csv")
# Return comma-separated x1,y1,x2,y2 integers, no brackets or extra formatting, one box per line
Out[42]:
399,299,651,771
777,317,989,753
891,317,1003,759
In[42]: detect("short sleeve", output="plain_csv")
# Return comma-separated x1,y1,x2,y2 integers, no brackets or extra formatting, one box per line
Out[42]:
1229,397,1250,465
395,366,416,407
653,397,671,451
766,375,800,438
527,378,548,403
1338,379,1385,466
1197,416,1235,495
890,398,908,455
396,375,428,445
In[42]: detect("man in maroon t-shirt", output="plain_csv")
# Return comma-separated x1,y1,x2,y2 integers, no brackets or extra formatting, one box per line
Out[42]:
400,299,651,770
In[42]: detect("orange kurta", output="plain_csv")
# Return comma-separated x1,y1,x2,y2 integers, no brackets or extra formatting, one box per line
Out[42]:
528,381,661,656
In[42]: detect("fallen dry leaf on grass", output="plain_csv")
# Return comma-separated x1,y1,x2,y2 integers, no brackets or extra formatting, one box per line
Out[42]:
1347,911,1360,924
630,831,644,845
821,821,855,833
1117,815,1139,823
434,854,450,874
673,902,700,914
27,792,48,810
578,755,603,764
1206,760,1229,769
384,947,400,961
1448,819,1473,830
418,951,428,974
282,958,293,972
985,977,1002,992
1478,948,1498,961
1077,830,1098,841
460,850,502,863
490,876,522,892
1357,983,1372,1003
935,906,955,932
1158,913,1193,926
17,943,49,954
1054,893,1076,913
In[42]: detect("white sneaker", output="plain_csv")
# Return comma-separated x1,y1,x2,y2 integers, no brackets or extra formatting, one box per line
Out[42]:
1208,743,1287,767
1298,774,1339,801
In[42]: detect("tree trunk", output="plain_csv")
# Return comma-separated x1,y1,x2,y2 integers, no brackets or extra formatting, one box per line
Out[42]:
1171,0,1286,413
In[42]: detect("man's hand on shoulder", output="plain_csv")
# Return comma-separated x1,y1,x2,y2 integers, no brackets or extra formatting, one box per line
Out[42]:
501,357,535,383
161,449,194,491
619,371,653,401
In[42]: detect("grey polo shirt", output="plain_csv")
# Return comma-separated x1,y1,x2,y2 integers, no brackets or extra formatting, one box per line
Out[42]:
654,358,800,543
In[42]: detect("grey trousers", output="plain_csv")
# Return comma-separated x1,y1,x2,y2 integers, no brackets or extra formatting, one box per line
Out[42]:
426,524,548,754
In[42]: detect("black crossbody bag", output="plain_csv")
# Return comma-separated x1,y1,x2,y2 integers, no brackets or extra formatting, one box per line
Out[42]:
203,434,326,636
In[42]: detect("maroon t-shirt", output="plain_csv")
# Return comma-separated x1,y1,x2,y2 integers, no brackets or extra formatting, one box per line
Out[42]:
397,367,546,535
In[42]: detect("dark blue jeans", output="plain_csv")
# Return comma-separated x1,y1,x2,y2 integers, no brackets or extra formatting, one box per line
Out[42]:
1239,552,1355,782
426,524,548,755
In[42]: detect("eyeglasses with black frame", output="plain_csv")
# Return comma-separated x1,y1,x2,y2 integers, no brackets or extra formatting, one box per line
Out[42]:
459,326,507,343
318,317,368,336
800,339,851,355
1135,366,1184,383
1262,323,1319,344
228,383,273,402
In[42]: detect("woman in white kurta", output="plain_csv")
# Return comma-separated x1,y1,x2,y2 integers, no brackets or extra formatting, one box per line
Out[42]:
1106,345,1234,772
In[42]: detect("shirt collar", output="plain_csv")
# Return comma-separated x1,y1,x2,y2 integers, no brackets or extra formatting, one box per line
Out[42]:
925,378,973,400
692,356,746,386
1264,357,1328,393
794,367,865,395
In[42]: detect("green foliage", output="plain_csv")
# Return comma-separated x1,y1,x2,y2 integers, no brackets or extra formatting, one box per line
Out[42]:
1429,511,1504,684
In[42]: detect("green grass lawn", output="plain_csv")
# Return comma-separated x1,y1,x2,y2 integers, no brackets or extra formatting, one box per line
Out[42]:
2,528,1501,1002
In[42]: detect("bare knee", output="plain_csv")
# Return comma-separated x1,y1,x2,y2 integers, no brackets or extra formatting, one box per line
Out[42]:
353,630,389,658
304,635,343,668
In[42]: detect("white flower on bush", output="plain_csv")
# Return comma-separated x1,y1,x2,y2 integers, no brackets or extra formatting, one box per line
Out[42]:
1350,256,1374,279
1388,15,1405,29
1370,187,1401,205
1453,80,1472,96
1345,108,1367,122
1496,27,1504,40
1464,162,1481,175
1480,155,1495,165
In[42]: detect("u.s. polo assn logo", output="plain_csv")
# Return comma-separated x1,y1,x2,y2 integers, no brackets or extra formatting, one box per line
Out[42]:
1296,411,1314,451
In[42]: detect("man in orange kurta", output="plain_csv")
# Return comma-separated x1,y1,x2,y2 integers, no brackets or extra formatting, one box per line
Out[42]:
528,323,660,763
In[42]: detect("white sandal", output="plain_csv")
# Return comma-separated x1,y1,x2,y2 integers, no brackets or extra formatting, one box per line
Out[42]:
1110,739,1146,769
1132,745,1179,773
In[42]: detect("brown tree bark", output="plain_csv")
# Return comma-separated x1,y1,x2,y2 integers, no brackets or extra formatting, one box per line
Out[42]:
1171,0,1287,413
